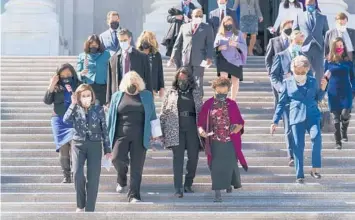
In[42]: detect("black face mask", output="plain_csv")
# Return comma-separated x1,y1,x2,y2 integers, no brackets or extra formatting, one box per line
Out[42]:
284,28,292,36
60,77,73,86
178,80,189,91
110,21,119,30
215,93,227,101
142,42,151,50
224,24,233,31
89,47,98,54
127,85,137,94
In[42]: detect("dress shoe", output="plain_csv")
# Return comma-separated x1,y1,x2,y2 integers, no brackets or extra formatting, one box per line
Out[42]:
116,183,126,193
129,198,141,203
335,143,342,150
61,176,71,183
310,171,322,179
226,186,233,193
184,186,194,193
296,178,304,184
174,189,183,198
288,159,294,167
76,208,84,212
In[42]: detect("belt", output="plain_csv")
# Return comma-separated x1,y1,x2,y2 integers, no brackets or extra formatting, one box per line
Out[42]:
179,111,196,117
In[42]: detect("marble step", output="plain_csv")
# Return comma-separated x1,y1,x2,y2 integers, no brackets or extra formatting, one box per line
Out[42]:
1,141,353,150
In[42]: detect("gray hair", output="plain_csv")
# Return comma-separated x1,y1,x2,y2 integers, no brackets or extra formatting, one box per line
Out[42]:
291,55,311,74
119,71,146,92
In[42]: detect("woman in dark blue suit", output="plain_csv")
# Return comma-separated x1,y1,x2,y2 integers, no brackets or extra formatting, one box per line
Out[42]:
325,37,355,150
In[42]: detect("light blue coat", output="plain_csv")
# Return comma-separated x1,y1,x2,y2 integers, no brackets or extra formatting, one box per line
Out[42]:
273,76,326,125
107,90,157,149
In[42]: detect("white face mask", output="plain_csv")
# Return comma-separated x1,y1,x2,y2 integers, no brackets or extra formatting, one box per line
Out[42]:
192,17,203,25
81,97,92,107
294,74,307,85
119,41,130,51
218,3,226,10
336,24,347,32
289,0,295,3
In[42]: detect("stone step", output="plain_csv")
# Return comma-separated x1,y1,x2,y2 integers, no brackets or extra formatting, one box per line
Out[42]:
1,148,354,158
2,156,354,167
1,141,352,150
2,191,355,203
2,200,354,212
2,212,354,220
1,133,353,142
2,164,354,176
3,182,355,193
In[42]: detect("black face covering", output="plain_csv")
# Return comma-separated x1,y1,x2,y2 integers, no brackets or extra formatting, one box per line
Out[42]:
284,28,292,36
224,24,233,31
215,93,227,101
142,42,151,50
178,80,189,91
89,47,98,53
127,85,137,94
110,21,119,30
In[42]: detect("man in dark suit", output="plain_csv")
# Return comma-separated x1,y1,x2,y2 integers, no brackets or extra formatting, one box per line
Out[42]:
265,20,293,109
293,0,329,86
270,30,311,167
208,0,238,36
325,12,355,61
106,29,152,103
197,0,209,15
170,8,214,96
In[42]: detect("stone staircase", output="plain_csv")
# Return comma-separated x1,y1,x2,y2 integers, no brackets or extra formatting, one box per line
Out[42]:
1,56,355,220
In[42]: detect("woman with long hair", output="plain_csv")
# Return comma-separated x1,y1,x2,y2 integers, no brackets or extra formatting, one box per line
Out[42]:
77,34,111,105
136,31,165,98
324,37,355,149
270,0,303,34
43,63,79,183
160,67,202,198
214,16,247,99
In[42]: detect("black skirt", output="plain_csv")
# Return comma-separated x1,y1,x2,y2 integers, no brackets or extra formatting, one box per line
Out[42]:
216,54,243,81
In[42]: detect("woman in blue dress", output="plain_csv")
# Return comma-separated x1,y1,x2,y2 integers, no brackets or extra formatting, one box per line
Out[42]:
324,37,355,150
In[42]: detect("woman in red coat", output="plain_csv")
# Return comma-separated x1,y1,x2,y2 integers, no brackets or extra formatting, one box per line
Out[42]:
197,78,248,202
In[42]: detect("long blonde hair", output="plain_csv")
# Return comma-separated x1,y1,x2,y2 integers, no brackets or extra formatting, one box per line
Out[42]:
217,16,239,36
136,30,159,54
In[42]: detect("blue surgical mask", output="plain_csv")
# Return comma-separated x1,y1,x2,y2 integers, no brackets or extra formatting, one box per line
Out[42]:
307,5,315,13
119,41,130,51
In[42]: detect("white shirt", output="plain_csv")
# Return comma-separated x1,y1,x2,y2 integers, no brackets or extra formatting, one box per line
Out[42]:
121,46,133,75
337,29,354,52
273,2,303,30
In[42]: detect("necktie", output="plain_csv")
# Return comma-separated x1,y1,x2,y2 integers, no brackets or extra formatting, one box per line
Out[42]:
112,30,118,47
124,52,130,74
284,38,289,49
193,24,198,34
221,9,225,22
309,13,315,29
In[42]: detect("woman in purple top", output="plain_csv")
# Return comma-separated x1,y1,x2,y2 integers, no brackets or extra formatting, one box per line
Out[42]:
214,16,247,100
299,0,320,11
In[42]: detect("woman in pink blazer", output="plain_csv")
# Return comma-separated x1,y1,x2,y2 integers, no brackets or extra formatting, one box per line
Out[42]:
197,77,248,202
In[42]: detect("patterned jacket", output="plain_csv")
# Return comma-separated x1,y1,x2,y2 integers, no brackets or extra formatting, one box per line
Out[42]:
63,103,111,154
160,88,203,148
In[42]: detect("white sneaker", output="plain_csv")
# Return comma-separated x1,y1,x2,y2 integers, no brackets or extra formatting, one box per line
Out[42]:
130,198,141,203
116,183,125,193
76,208,84,212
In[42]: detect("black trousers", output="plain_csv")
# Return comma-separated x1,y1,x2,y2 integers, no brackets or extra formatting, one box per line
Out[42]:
91,83,107,106
59,142,71,178
72,140,102,212
172,129,200,190
111,131,146,201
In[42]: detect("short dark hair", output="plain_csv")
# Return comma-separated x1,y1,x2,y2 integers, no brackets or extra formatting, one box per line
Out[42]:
336,12,348,21
83,35,104,53
118,28,132,38
212,77,231,90
172,67,196,90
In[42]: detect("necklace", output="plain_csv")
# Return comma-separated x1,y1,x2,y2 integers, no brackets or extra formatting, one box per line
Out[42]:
178,89,190,95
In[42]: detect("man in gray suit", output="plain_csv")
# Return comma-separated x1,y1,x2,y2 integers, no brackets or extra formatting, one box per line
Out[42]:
270,30,311,167
325,12,355,61
293,0,329,86
208,0,238,37
170,8,214,96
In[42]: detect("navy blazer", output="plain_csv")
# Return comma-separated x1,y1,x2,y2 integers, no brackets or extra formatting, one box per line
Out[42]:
63,104,111,154
270,49,312,92
273,76,326,125
208,8,238,36
293,11,329,52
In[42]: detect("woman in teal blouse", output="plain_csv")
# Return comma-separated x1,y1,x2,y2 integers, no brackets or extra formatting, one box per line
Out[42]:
77,34,111,106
